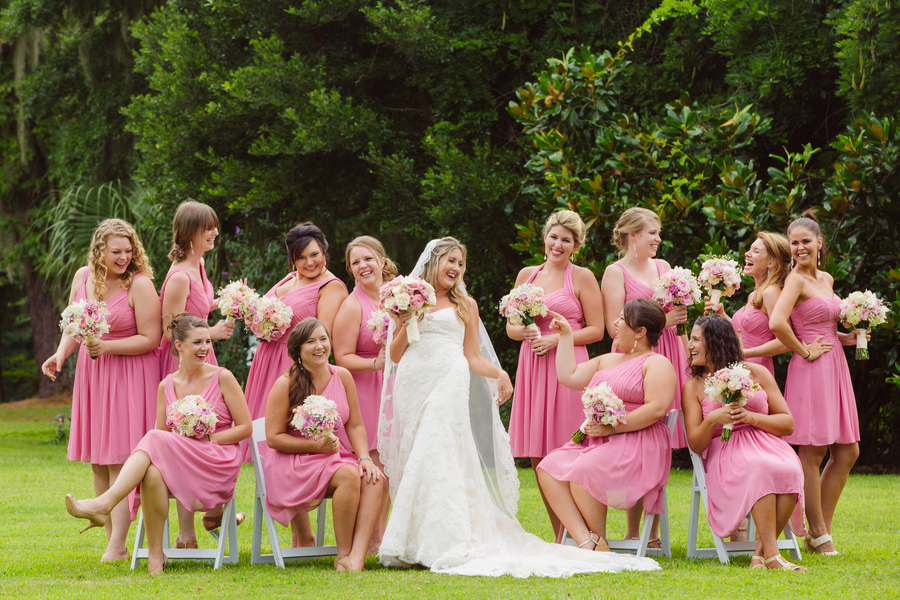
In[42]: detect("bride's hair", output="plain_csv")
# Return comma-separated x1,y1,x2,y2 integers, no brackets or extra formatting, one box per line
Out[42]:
421,237,470,325
285,317,329,414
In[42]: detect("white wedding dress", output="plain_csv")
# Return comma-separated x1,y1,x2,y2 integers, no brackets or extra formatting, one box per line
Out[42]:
377,307,660,577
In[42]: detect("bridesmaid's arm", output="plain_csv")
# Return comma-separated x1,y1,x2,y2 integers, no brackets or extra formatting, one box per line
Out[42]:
600,264,626,341
570,266,605,346
588,355,675,437
337,368,381,483
682,377,725,453
317,278,349,339
333,294,382,373
160,270,191,342
85,276,162,358
41,269,84,380
549,310,602,390
265,376,336,454
769,273,815,359
505,267,536,342
389,312,411,364
462,297,513,404
727,363,793,437
155,382,169,431
212,369,252,445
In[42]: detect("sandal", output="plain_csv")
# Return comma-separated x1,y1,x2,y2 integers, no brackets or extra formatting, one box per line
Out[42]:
647,537,662,549
804,533,839,556
764,554,807,572
749,555,765,570
174,538,199,550
595,536,610,553
577,532,599,550
203,510,246,540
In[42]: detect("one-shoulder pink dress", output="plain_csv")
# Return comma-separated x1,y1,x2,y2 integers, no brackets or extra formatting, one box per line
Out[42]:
348,284,382,451
130,367,243,519
68,270,160,465
537,353,671,514
700,389,805,538
509,262,590,457
158,262,218,379
263,364,359,526
783,295,860,446
614,259,688,448
731,305,775,376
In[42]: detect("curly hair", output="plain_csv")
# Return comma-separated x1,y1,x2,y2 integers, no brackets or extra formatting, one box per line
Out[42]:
622,298,667,347
344,236,398,282
421,237,470,325
168,200,219,263
167,313,209,357
687,315,744,380
611,207,661,258
89,218,154,301
751,232,791,310
285,318,329,415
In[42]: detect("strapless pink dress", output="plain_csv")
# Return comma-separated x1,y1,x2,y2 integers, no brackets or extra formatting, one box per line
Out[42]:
537,353,671,514
348,285,382,451
158,262,218,379
731,305,775,375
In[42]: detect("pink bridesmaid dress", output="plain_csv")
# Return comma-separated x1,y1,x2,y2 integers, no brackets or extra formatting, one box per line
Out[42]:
129,368,242,519
509,261,589,457
348,284,382,451
783,295,860,446
538,353,671,514
158,261,218,379
263,364,359,526
700,389,805,538
614,259,689,448
68,269,160,465
731,305,775,375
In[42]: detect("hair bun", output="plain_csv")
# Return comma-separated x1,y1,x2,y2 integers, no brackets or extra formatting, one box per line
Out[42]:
800,209,819,223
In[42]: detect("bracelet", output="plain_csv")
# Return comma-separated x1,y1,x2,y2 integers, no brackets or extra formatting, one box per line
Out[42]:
805,349,811,360
358,455,372,464
371,357,376,371
610,425,617,435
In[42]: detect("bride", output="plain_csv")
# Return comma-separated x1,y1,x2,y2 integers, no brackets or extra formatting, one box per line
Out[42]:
377,237,660,576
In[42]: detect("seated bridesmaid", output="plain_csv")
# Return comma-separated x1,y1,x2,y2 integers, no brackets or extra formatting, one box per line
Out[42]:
64,314,252,574
263,318,383,572
682,315,806,571
537,299,675,551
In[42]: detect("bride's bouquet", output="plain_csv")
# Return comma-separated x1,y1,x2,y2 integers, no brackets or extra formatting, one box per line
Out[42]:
290,395,342,441
367,309,391,345
570,382,628,444
498,283,549,340
166,395,219,439
217,280,258,324
59,299,111,360
248,295,293,341
379,276,437,344
839,290,889,360
652,267,702,335
704,362,760,442
698,256,741,310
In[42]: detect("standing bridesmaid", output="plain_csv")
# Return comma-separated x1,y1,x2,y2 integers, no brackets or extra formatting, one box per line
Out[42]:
507,210,605,541
769,211,862,556
42,219,161,561
333,236,397,553
243,222,348,546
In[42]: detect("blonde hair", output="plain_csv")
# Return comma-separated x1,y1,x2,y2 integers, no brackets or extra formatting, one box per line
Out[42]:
344,236,399,281
421,237,470,325
89,218,154,301
543,210,586,251
168,200,219,262
751,232,791,310
611,207,661,257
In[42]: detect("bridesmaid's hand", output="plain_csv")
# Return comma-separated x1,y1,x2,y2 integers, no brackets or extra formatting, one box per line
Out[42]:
703,297,725,316
665,305,688,328
805,335,832,360
41,353,64,381
522,324,541,342
86,338,106,358
496,370,513,406
837,328,870,346
209,319,235,341
547,310,573,336
358,458,383,484
314,434,340,454
530,334,559,356
706,405,733,427
729,405,756,427
584,422,611,438
373,347,386,371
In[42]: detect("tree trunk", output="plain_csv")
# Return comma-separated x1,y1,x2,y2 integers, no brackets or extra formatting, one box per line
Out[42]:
24,260,66,397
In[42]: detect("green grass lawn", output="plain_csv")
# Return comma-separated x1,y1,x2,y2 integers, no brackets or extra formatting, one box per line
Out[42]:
0,399,896,599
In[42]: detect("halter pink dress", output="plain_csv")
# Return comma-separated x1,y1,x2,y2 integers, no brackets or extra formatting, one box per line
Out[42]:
262,364,359,526
129,368,243,519
613,259,688,448
68,270,160,465
349,285,382,451
537,354,671,514
783,295,860,446
731,305,775,375
158,262,218,379
508,262,589,457
700,389,805,538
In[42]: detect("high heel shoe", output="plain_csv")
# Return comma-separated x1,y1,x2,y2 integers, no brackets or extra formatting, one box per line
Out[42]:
804,533,840,556
65,494,108,533
203,510,246,540
576,532,599,550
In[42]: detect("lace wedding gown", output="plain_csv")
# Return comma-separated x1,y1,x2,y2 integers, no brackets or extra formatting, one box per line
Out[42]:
378,308,660,577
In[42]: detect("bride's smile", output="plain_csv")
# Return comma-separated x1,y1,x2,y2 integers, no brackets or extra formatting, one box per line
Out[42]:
436,248,465,292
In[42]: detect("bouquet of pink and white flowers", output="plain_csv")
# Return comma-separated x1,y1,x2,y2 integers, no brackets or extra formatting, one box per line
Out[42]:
704,362,760,442
166,395,219,439
59,299,111,360
652,267,702,335
367,309,391,345
217,280,258,324
248,295,293,342
570,382,628,444
499,283,549,340
698,256,742,309
839,290,889,360
290,395,342,441
379,276,437,344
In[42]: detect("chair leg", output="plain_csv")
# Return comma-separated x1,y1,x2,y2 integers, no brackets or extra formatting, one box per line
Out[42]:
315,501,327,547
227,498,239,564
687,475,701,559
659,487,671,559
131,509,144,570
251,495,263,565
213,497,235,569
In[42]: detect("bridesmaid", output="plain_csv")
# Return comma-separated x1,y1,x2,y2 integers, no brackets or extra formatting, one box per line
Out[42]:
42,218,161,562
333,236,397,553
264,318,384,571
507,210,605,541
769,211,863,556
683,315,806,571
64,314,251,574
537,299,675,551
243,222,347,545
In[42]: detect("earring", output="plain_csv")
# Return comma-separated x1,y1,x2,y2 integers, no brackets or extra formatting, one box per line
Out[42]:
190,241,194,256
544,253,548,262
634,243,638,259
178,353,183,367
298,360,305,372
790,258,795,269
631,339,638,354
817,249,821,266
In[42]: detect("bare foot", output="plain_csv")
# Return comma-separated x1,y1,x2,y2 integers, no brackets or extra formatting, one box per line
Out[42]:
101,547,130,562
367,541,382,556
335,557,354,571
148,554,167,575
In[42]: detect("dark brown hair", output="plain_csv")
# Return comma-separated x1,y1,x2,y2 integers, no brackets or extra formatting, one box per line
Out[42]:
285,317,329,414
285,222,329,268
168,201,219,262
787,209,828,265
168,313,210,357
344,235,399,281
687,315,744,379
623,298,666,347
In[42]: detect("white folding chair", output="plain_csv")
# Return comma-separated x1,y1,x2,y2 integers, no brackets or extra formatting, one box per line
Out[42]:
685,412,802,564
249,417,337,567
562,409,678,558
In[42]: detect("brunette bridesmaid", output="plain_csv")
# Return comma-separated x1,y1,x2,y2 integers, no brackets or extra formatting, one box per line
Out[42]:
333,236,397,553
42,219,161,562
769,211,863,556
507,210,605,541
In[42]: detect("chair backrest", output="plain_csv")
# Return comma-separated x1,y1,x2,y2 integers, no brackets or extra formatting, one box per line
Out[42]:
250,417,268,497
665,409,678,437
